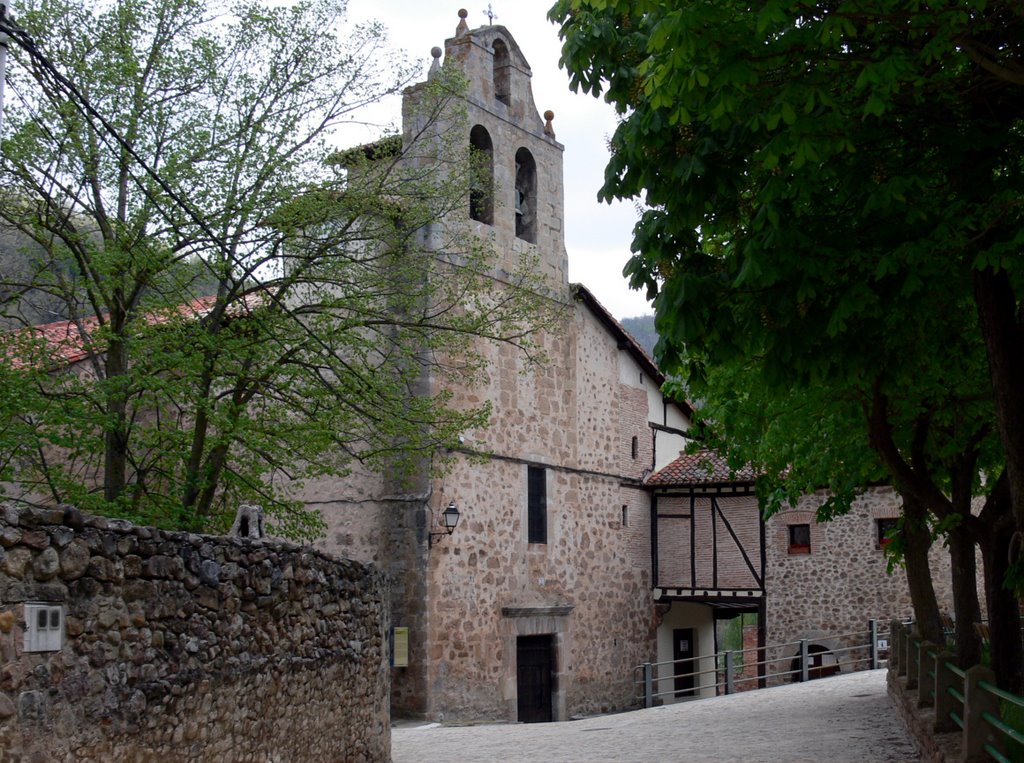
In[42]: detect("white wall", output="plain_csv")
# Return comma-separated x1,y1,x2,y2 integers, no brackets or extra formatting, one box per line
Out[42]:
655,602,717,702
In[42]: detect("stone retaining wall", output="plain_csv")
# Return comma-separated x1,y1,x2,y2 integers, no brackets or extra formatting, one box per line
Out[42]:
0,506,389,761
887,669,959,763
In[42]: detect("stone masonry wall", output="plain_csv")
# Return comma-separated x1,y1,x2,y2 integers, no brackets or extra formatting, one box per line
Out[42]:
0,506,389,762
764,487,955,677
302,459,430,719
377,302,663,722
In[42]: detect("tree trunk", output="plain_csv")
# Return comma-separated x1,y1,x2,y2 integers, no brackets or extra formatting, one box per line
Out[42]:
181,355,217,522
103,333,129,504
981,520,1024,693
979,476,1024,694
193,441,231,528
946,524,983,667
901,494,945,645
973,267,1024,555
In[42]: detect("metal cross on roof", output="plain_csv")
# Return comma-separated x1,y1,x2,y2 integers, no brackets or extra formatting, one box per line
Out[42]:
483,4,497,24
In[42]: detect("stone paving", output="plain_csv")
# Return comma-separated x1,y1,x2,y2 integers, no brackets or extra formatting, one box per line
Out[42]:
392,669,920,763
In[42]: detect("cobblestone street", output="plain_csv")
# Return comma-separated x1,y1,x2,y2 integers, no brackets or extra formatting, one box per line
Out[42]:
393,669,919,763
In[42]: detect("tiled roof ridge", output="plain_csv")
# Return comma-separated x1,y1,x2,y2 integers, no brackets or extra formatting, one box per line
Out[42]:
646,447,758,487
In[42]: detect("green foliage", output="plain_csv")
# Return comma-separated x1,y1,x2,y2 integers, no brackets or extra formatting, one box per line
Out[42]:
0,0,553,539
720,615,744,654
551,0,1020,518
551,0,1023,383
999,699,1024,763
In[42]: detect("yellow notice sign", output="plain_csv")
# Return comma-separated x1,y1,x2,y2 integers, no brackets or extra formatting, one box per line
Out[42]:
392,626,409,668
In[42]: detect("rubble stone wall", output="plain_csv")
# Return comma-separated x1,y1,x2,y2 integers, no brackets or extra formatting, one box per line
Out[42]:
0,506,389,762
765,487,956,677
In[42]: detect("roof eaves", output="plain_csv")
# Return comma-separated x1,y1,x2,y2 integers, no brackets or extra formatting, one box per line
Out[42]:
570,283,694,417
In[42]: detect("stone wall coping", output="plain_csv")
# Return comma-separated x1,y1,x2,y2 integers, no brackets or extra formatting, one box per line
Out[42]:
0,503,354,569
887,669,959,762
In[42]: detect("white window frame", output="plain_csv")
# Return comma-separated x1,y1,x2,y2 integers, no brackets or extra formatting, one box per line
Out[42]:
24,602,63,652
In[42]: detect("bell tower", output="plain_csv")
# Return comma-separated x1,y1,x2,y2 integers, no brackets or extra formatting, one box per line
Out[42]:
404,9,569,291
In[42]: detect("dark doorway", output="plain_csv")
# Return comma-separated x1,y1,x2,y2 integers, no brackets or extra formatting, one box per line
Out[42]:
673,627,696,697
790,644,840,682
516,635,554,722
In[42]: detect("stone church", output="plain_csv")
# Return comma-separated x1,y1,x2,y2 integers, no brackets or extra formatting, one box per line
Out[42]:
309,10,955,722
308,10,687,721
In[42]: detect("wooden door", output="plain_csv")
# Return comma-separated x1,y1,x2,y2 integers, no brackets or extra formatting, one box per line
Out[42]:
517,635,553,723
673,627,696,697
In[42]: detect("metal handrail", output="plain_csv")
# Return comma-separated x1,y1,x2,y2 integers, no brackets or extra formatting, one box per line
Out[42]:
634,619,884,706
634,631,878,677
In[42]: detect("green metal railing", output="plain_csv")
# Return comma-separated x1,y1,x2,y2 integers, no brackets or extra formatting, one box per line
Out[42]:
890,620,1024,763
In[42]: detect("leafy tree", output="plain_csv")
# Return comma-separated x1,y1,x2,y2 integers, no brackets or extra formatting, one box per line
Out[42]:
687,339,1018,677
551,0,1024,684
0,0,551,539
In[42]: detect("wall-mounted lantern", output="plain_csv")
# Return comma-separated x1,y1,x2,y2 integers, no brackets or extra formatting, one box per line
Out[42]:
429,501,461,547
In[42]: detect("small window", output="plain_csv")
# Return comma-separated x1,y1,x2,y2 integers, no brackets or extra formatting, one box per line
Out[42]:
631,436,639,460
621,505,629,527
788,524,811,554
877,518,898,548
24,603,63,652
527,465,547,544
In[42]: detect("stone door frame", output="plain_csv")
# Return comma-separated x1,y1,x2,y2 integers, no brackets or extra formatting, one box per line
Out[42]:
500,605,573,722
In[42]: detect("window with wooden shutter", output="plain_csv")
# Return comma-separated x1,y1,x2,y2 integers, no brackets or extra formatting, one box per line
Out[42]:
527,466,547,544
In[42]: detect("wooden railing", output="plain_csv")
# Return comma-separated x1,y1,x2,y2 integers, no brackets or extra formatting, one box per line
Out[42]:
890,620,1024,762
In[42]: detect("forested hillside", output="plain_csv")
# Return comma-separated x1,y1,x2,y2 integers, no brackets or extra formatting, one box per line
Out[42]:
620,314,656,358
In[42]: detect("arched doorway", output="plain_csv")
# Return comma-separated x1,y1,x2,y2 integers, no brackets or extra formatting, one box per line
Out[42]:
790,643,840,681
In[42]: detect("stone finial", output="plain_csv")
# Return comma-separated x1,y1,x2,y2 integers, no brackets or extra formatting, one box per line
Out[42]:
428,46,443,79
543,110,556,138
456,8,469,35
229,504,265,539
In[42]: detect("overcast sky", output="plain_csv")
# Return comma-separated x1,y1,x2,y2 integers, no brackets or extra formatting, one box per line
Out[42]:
344,1,654,319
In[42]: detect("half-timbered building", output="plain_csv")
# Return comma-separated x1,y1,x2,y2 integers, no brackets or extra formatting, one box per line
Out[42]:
643,452,956,700
645,452,763,699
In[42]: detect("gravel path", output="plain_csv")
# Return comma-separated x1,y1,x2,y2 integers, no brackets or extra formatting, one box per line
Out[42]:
392,669,919,763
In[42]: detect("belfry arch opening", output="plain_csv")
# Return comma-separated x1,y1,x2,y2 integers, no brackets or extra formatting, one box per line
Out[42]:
493,39,511,106
514,147,537,243
469,125,494,224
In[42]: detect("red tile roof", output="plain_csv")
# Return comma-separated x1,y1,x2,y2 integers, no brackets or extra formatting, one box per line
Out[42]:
3,294,263,368
646,449,758,487
28,314,98,365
